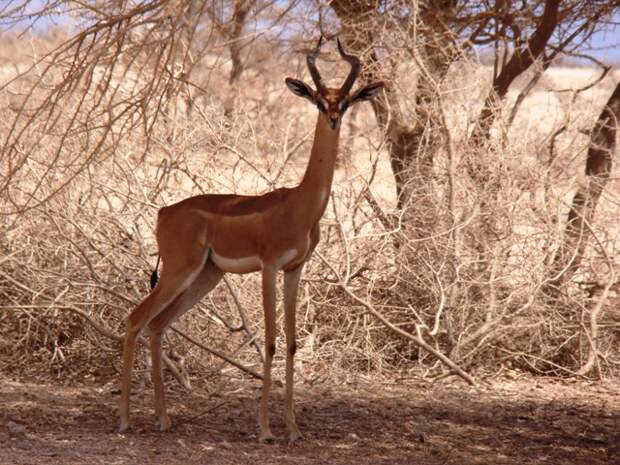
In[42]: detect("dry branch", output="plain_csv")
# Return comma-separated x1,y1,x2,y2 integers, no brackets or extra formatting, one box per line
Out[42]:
316,252,476,386
471,0,561,144
170,326,263,380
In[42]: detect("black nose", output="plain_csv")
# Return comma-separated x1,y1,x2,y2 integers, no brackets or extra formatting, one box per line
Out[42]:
329,117,339,129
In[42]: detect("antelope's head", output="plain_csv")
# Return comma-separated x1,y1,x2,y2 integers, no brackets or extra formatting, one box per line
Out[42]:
285,37,384,130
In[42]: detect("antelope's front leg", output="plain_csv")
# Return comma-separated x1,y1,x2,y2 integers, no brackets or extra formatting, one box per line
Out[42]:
258,266,277,443
283,266,303,443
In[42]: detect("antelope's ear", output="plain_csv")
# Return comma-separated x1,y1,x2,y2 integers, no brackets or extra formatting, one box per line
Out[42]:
285,78,315,102
349,81,385,105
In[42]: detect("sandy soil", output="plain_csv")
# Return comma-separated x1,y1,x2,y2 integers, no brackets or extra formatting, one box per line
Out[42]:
1,376,619,465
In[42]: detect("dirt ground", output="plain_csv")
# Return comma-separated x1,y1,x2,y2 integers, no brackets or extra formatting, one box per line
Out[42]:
1,375,619,465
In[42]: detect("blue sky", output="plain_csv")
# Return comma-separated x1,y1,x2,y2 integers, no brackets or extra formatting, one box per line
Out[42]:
5,1,620,65
584,27,620,63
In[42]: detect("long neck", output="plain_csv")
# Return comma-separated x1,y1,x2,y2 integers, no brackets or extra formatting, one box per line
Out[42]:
295,112,341,223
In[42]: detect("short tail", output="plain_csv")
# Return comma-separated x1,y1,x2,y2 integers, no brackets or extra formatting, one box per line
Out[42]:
150,255,161,290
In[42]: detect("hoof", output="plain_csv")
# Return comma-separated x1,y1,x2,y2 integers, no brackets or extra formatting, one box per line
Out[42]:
259,431,276,444
118,419,131,433
288,431,303,445
158,415,172,432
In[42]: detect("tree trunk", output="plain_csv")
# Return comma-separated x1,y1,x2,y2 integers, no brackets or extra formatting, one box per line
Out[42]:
470,0,561,145
330,0,458,235
223,0,255,115
465,0,561,274
549,81,620,288
228,0,254,85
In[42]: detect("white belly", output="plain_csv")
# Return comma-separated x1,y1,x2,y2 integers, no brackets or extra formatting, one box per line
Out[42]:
210,251,262,273
209,248,299,273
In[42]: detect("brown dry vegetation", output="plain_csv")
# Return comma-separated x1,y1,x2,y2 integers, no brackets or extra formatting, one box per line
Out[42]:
1,1,620,463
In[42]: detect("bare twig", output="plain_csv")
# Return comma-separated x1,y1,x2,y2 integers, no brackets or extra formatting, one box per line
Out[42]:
316,252,476,386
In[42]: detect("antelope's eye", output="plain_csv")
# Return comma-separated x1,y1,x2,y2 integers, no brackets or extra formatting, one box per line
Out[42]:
338,100,348,112
316,100,326,113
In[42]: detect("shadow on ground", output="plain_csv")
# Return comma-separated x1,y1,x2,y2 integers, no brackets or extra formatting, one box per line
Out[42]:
2,376,619,464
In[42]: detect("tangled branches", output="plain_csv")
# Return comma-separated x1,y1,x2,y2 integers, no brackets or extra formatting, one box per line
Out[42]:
1,2,619,387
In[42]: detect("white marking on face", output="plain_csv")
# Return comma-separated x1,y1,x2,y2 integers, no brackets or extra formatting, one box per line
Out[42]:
211,251,262,274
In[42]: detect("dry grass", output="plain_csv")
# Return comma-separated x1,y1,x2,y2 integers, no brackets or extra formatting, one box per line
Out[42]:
1,23,619,392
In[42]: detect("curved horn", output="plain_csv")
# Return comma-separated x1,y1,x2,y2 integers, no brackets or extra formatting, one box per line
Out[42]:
337,38,361,95
306,36,325,90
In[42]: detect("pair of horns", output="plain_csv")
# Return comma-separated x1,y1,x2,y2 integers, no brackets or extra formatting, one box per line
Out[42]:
306,36,361,95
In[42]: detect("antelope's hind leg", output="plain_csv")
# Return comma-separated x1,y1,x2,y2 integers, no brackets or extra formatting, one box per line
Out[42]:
119,271,196,433
119,217,212,433
147,261,223,431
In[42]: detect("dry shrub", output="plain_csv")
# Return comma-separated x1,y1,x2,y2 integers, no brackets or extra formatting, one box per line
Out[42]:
1,15,619,388
336,61,620,377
